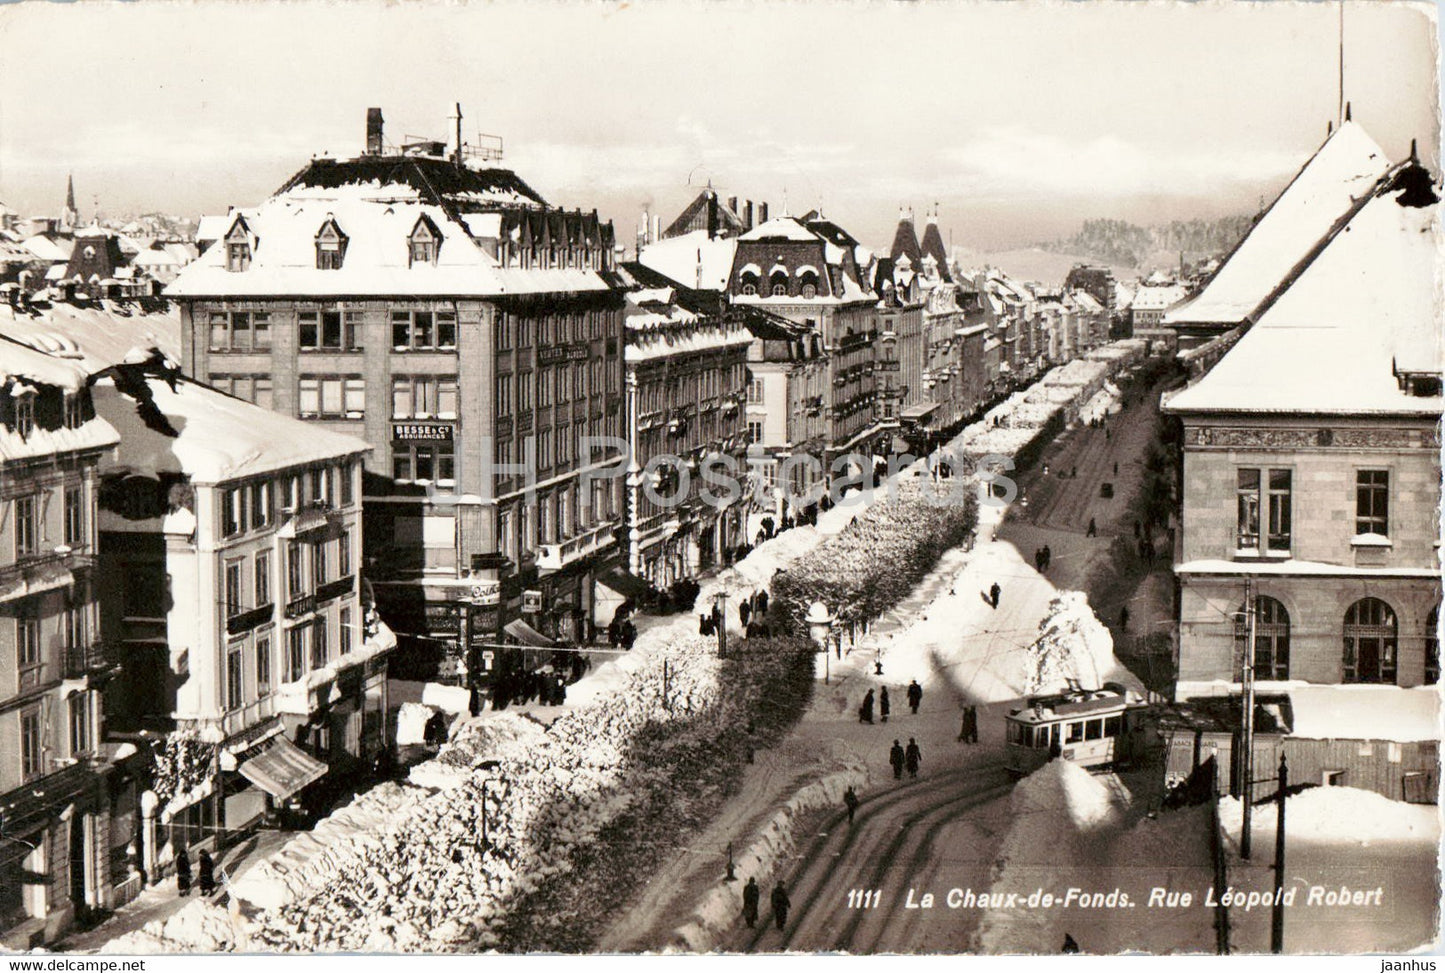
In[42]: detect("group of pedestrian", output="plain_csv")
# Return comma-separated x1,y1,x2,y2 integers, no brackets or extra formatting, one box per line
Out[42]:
606,613,638,650
958,704,979,744
888,738,922,780
1032,545,1052,572
174,848,217,898
741,876,791,932
860,678,924,726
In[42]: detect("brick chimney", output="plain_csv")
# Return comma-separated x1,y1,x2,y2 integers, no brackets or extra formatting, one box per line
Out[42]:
743,201,754,230
366,108,385,155
758,202,769,224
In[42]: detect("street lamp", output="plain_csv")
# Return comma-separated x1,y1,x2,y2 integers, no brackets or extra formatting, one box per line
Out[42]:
477,759,502,847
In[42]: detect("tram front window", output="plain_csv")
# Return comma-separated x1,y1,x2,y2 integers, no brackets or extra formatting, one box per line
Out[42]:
1065,722,1084,744
1104,716,1121,737
1085,719,1103,741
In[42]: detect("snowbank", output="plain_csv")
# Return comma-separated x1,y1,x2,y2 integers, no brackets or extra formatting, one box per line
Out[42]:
1023,592,1139,695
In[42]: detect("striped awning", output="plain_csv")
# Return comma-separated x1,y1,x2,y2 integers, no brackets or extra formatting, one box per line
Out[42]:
503,617,557,648
238,737,327,802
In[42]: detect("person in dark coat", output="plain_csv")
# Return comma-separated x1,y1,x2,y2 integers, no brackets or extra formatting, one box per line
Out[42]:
771,882,791,931
175,847,192,897
989,582,1001,609
1086,518,1097,538
1120,606,1129,630
757,590,769,614
879,686,891,723
965,705,979,744
889,740,905,780
1042,545,1051,571
1062,933,1081,953
843,785,860,825
197,849,216,896
907,680,922,715
739,600,751,628
905,738,921,779
859,689,875,724
742,876,760,929
699,613,710,635
958,709,970,742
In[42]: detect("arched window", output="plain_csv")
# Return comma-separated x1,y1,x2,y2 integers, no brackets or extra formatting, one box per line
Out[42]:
739,272,759,296
798,270,819,299
769,272,789,297
1234,596,1290,680
1343,597,1398,684
1426,605,1440,684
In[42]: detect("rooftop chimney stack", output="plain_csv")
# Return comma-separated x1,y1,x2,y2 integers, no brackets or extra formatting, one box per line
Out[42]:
366,108,385,156
744,201,754,230
759,201,769,224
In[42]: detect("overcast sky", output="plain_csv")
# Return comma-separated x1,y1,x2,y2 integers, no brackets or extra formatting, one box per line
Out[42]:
0,0,1437,250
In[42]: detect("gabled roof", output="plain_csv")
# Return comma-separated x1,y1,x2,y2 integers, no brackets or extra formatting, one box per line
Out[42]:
738,217,819,243
1165,160,1441,416
1165,121,1392,328
661,189,747,239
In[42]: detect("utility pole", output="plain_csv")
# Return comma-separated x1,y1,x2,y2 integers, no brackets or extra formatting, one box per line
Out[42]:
1240,577,1257,860
1271,754,1287,953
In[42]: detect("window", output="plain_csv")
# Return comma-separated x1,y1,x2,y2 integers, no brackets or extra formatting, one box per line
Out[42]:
17,614,40,675
747,420,764,444
390,309,456,350
221,487,245,537
286,627,306,683
518,371,533,411
739,273,759,296
315,219,348,270
339,607,353,656
1235,468,1291,552
255,550,272,609
338,531,352,577
287,541,307,600
393,443,455,484
13,394,34,439
249,480,273,531
1235,595,1290,680
64,393,84,429
68,692,91,756
298,310,356,350
207,311,271,352
392,377,458,418
1065,722,1084,744
340,462,355,507
226,242,251,272
225,559,244,618
256,633,272,694
312,537,330,587
408,217,440,266
299,375,364,419
497,374,513,417
14,495,37,557
1356,470,1389,536
311,617,329,669
1103,715,1122,737
1084,719,1103,741
747,378,765,403
769,273,788,297
64,486,84,547
20,707,43,782
1343,597,1398,684
1427,605,1440,685
226,642,244,710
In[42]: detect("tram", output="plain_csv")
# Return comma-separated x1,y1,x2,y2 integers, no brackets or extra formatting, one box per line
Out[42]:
1004,681,1150,776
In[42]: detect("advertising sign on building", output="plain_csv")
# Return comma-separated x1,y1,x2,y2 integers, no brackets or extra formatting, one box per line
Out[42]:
522,589,543,613
392,422,455,442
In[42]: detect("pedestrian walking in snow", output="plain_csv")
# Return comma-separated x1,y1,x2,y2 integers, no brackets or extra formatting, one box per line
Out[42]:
771,882,791,931
1086,518,1097,537
175,848,192,897
879,686,891,723
197,850,216,896
844,785,860,824
1070,465,1077,478
1120,606,1129,630
859,689,875,725
1042,545,1052,571
907,680,922,715
699,613,710,636
989,582,1001,609
958,710,969,742
966,705,980,744
905,738,921,779
1034,547,1044,571
889,740,905,780
739,600,751,628
742,876,760,929
757,590,769,614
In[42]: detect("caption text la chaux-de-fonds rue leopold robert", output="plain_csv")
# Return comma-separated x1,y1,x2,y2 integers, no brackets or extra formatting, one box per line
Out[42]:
845,884,1388,913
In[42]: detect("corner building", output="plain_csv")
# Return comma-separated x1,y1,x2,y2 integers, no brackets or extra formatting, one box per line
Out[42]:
169,111,626,674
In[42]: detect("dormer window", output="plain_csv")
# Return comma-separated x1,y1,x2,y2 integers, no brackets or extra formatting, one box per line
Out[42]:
409,216,441,266
315,217,348,270
224,215,253,272
13,390,35,439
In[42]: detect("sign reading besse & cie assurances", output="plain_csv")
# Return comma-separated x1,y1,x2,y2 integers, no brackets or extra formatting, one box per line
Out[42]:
392,422,454,442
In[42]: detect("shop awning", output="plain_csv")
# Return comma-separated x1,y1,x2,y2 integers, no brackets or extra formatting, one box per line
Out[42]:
597,568,652,601
503,618,557,648
899,401,940,420
238,737,327,802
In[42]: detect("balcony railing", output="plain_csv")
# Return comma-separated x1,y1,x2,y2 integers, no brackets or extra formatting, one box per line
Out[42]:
535,523,616,571
62,641,115,679
0,550,93,599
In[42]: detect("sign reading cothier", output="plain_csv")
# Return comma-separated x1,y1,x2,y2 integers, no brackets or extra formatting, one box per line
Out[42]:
392,422,454,442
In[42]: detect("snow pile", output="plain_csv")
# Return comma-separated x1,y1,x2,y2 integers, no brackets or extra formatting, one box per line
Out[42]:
671,744,868,951
394,702,432,746
1219,785,1439,850
1022,592,1135,695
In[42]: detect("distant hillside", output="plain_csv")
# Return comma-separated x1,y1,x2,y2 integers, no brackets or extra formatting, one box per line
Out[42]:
1038,216,1254,270
952,247,1135,288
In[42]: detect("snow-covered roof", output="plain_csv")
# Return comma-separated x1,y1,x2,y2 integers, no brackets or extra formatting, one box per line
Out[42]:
737,217,819,243
195,214,231,243
1130,283,1188,311
638,231,738,291
22,234,71,262
0,338,121,464
0,299,182,374
1289,684,1439,743
93,374,368,485
1165,121,1392,327
1166,162,1442,416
